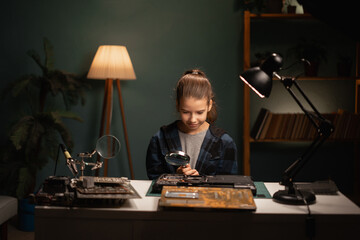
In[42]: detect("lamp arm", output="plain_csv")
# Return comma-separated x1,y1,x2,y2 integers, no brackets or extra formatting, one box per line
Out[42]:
285,84,321,130
292,79,335,137
280,76,334,137
280,135,327,186
274,75,335,187
273,74,314,114
292,80,324,120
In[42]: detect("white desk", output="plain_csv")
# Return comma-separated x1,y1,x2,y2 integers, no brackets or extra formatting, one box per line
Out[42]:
35,180,360,240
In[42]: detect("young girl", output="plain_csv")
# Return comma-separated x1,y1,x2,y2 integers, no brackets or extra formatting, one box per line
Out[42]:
146,69,238,180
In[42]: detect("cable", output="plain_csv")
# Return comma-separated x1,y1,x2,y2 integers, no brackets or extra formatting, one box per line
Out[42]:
297,187,316,240
54,144,61,176
279,58,311,80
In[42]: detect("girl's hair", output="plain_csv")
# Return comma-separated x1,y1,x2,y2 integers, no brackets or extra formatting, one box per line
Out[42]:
175,69,217,123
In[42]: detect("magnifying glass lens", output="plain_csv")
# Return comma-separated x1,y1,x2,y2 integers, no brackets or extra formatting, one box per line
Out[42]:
165,151,190,166
96,135,121,159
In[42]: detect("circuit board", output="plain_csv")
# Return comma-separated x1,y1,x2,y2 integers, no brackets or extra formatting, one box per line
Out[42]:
159,186,256,210
76,177,141,199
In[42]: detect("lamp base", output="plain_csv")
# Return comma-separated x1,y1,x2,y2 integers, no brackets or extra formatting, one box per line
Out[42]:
273,189,316,205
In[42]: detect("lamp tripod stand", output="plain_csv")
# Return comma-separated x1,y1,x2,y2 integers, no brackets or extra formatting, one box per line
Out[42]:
97,78,135,179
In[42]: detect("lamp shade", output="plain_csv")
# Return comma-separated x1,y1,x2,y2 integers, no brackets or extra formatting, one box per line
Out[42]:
240,67,272,98
87,45,136,80
239,53,283,98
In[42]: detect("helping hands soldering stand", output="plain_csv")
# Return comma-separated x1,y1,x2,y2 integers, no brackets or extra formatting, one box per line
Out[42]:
62,135,121,178
76,150,102,176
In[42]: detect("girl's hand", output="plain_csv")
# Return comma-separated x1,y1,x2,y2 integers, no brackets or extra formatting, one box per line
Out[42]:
176,164,199,176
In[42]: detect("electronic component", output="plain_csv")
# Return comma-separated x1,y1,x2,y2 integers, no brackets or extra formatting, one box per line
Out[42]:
35,176,141,206
159,186,256,210
152,174,257,195
75,176,141,200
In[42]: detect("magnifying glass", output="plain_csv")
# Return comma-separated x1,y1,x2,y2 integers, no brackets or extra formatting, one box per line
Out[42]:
96,135,121,159
165,151,190,167
67,135,122,176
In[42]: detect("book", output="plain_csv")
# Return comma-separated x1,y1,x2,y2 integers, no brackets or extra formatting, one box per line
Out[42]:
250,109,359,141
259,112,273,139
250,108,270,140
265,113,280,139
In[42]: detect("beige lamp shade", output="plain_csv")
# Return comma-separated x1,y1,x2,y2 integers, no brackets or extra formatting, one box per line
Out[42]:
87,45,136,80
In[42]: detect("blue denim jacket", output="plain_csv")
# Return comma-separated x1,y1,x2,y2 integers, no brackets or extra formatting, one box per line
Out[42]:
146,121,238,180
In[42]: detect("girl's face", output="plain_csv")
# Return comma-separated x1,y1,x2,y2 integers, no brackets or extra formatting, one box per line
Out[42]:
178,97,212,134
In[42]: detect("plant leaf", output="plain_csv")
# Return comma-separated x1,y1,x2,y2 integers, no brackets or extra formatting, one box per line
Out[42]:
16,167,35,199
53,110,83,122
49,111,76,149
12,75,38,97
27,49,46,73
43,37,54,70
10,116,34,150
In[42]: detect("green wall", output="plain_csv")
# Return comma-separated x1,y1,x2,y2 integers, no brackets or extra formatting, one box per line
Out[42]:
1,0,243,184
1,0,357,195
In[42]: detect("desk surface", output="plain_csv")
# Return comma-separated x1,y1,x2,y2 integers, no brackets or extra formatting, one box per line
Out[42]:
35,180,360,240
36,180,360,214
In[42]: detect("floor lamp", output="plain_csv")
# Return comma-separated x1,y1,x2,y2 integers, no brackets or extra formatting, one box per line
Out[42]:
87,45,135,179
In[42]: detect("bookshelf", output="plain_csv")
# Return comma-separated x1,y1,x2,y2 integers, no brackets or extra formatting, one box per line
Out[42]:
242,11,360,177
355,42,360,204
357,42,360,114
250,109,360,142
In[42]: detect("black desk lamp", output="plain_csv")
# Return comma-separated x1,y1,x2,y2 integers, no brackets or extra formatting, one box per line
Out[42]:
240,53,334,205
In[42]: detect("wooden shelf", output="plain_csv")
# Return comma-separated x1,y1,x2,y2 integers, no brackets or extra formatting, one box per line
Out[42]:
250,13,312,19
250,138,309,143
250,138,359,143
274,76,356,81
356,79,360,114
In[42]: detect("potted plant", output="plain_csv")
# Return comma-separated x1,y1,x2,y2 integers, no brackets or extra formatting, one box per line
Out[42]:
288,38,327,76
337,54,353,77
265,0,283,13
237,0,265,14
0,38,89,200
251,51,273,67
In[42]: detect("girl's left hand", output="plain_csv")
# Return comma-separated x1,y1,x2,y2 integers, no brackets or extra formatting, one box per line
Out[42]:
176,164,199,176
